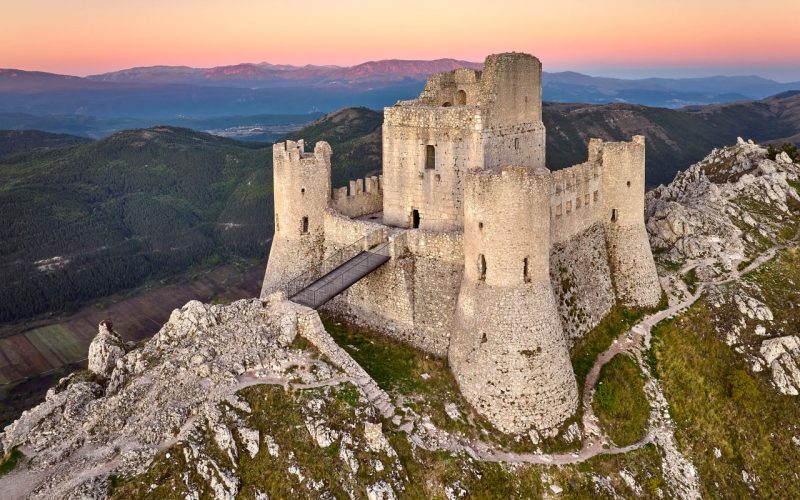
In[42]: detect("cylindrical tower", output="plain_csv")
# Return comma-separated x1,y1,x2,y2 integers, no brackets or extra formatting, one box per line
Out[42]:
600,136,662,307
261,140,332,297
450,166,579,434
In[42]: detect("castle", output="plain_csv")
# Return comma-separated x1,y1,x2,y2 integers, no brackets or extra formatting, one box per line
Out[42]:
262,52,662,434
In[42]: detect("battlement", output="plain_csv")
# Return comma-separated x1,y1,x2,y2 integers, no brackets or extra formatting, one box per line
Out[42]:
331,175,384,218
395,52,542,126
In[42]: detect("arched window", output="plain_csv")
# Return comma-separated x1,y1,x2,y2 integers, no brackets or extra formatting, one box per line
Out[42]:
456,90,467,106
425,145,436,170
442,101,452,107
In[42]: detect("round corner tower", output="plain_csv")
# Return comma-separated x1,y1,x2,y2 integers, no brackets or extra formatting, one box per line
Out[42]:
449,166,579,434
599,135,662,307
261,140,332,297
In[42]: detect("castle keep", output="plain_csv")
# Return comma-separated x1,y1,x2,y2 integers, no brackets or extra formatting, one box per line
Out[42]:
262,52,662,434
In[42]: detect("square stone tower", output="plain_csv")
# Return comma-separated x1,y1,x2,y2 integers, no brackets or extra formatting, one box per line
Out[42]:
381,53,546,231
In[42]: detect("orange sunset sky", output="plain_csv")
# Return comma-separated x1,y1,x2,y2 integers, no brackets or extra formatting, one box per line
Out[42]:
3,0,800,80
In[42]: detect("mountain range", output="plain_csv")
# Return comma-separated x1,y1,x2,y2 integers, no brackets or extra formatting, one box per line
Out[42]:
1,59,799,120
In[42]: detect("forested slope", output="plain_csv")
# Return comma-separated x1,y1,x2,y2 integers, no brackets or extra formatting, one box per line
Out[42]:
0,127,273,322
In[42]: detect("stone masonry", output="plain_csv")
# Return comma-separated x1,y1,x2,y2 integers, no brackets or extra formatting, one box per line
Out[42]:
262,52,662,434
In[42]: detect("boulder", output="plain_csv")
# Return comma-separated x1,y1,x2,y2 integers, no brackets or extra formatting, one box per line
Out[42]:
760,336,800,395
87,320,126,378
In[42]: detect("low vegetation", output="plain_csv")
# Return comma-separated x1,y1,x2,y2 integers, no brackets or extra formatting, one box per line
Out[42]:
0,447,23,477
570,305,646,390
650,301,800,497
592,354,650,447
322,314,581,453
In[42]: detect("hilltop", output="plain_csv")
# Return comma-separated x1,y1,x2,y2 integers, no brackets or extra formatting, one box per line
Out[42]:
1,140,798,498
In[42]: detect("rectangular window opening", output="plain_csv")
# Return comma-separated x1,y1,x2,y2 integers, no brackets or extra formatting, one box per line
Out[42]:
478,254,486,281
523,257,530,283
301,216,309,233
425,145,436,170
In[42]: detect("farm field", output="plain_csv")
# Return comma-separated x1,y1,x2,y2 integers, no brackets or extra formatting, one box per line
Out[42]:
0,259,264,385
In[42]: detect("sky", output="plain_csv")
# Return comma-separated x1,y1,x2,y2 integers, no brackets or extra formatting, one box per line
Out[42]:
2,0,800,81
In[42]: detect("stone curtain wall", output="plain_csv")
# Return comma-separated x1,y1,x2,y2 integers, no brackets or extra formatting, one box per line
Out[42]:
549,160,604,244
324,223,463,357
331,175,383,219
549,224,615,345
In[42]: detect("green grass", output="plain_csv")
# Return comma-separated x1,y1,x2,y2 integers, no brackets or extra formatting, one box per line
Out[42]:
592,354,650,447
0,447,23,477
570,305,647,390
650,300,800,497
321,314,580,453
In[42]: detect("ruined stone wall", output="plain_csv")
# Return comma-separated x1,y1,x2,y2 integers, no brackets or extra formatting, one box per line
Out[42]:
600,136,662,307
549,160,604,244
261,140,331,297
331,175,383,219
323,218,463,356
450,166,578,433
549,223,615,344
381,107,484,231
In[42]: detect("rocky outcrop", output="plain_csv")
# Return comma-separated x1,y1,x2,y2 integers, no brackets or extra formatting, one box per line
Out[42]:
646,139,799,271
0,297,331,498
87,320,126,378
760,336,800,395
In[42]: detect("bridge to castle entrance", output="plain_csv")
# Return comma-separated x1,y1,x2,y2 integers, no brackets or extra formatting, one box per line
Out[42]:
286,237,391,309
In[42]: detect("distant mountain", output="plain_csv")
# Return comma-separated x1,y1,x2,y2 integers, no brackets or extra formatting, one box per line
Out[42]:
4,90,800,322
86,59,484,87
0,130,91,157
2,61,798,120
542,72,800,106
0,112,321,140
291,93,800,188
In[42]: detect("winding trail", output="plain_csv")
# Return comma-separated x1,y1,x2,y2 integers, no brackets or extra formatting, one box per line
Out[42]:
388,244,785,496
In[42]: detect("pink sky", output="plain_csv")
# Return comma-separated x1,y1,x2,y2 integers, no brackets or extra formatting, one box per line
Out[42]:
3,0,800,80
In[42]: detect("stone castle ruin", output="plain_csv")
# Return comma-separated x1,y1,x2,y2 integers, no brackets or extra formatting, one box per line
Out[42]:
262,52,662,434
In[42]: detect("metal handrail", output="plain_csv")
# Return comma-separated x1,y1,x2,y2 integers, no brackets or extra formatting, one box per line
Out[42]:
289,241,391,308
284,233,387,300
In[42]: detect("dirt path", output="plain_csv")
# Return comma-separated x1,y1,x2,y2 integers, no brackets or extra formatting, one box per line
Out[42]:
398,244,785,496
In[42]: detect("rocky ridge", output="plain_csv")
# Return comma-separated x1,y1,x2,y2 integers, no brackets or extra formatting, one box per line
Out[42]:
646,139,800,399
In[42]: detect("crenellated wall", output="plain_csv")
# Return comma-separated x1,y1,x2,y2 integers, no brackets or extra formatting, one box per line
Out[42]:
331,175,383,218
549,161,604,244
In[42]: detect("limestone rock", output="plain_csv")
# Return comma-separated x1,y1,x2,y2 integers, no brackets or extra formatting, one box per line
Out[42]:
87,320,126,378
646,140,800,270
760,336,800,395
